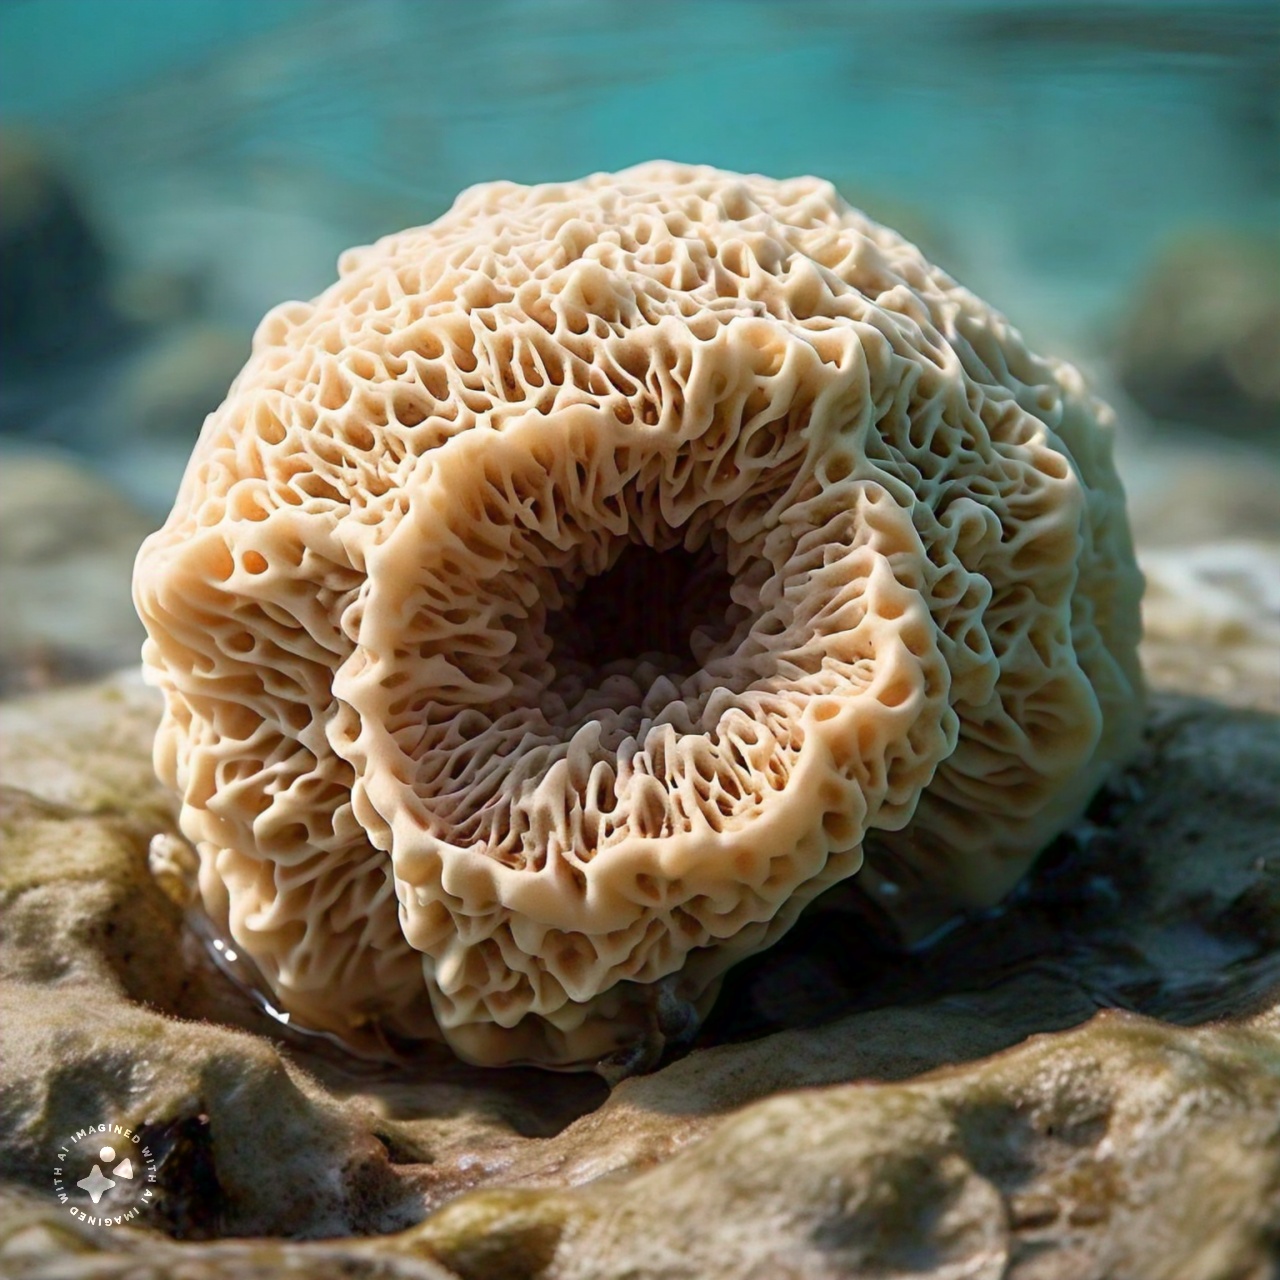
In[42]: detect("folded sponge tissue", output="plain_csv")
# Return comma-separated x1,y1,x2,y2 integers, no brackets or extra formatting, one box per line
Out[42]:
133,162,1144,1070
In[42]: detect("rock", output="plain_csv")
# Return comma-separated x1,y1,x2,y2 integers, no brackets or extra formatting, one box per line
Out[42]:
0,452,154,696
1140,540,1280,713
414,1013,1280,1280
0,530,1278,1275
1115,231,1280,448
0,130,115,370
1119,437,1280,549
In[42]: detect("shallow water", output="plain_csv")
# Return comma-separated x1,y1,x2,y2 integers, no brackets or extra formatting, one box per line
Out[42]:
1,0,1276,509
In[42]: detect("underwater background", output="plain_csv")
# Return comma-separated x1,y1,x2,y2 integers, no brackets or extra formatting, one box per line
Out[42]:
1,0,1276,512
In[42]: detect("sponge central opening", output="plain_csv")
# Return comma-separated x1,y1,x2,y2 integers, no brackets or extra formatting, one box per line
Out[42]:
544,540,736,686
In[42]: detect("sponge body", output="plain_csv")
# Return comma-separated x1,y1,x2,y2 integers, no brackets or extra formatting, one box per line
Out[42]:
134,163,1143,1066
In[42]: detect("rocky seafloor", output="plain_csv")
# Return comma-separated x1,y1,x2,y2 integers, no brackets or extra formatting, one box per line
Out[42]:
0,445,1278,1280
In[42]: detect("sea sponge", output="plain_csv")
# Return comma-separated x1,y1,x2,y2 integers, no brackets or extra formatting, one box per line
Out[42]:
134,163,1144,1068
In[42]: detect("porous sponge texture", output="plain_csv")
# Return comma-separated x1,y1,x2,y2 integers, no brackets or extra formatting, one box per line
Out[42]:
134,163,1143,1067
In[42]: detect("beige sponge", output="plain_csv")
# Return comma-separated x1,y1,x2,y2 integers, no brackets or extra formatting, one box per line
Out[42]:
134,163,1144,1067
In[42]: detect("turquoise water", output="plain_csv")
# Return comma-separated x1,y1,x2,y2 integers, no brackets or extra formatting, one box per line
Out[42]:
1,0,1276,504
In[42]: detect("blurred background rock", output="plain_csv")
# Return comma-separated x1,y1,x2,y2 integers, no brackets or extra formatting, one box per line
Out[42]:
0,0,1277,695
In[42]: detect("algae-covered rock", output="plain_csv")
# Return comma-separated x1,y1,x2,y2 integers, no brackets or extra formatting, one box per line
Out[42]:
0,744,418,1240
415,1014,1280,1280
1,552,1278,1275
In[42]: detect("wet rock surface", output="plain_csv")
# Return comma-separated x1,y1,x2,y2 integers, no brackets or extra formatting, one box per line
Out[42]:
1,531,1279,1279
